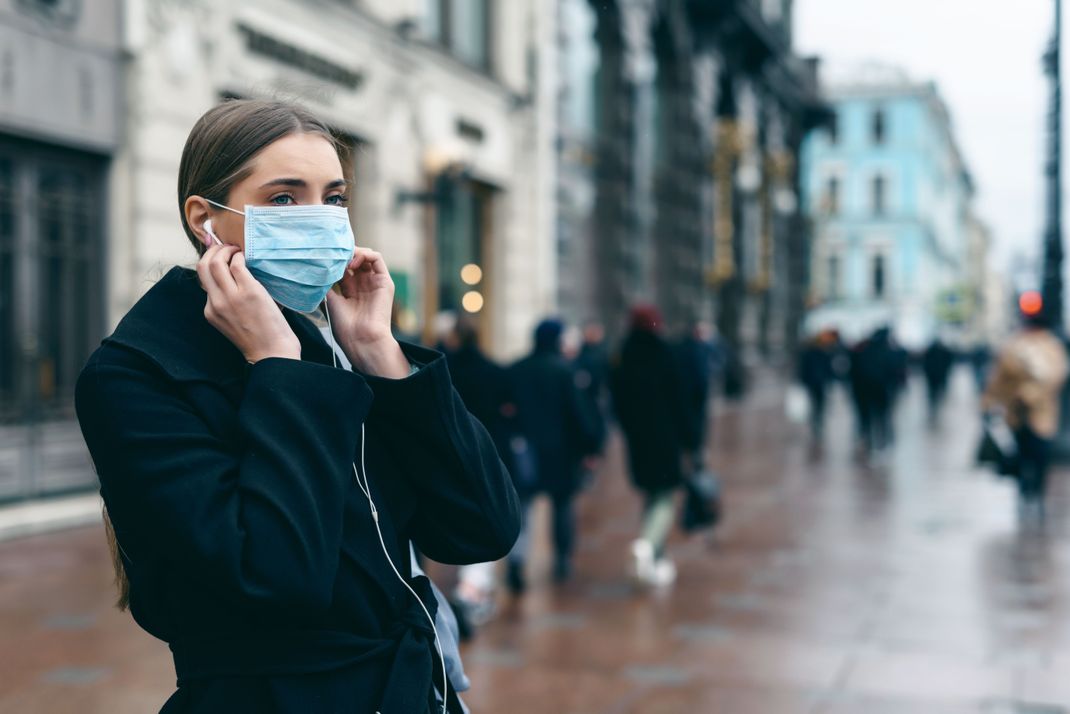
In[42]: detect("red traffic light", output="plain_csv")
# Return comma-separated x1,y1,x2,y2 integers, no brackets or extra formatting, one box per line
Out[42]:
1019,290,1044,316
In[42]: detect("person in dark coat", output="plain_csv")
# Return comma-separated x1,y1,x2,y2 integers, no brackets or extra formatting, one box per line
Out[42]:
921,337,956,423
611,306,686,586
572,321,611,491
74,99,519,714
573,321,611,445
507,319,600,589
444,317,525,633
850,327,899,455
797,331,836,440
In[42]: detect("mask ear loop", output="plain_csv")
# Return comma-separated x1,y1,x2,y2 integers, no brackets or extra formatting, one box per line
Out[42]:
322,300,449,714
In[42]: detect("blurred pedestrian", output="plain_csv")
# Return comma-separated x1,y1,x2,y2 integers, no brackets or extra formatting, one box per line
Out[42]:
573,321,611,487
850,327,899,456
983,298,1069,520
508,319,602,590
612,306,686,586
444,317,524,634
921,337,956,424
797,330,836,440
970,343,992,392
575,321,612,420
74,99,519,713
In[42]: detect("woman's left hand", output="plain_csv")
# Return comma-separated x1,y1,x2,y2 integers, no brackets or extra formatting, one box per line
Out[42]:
325,248,410,379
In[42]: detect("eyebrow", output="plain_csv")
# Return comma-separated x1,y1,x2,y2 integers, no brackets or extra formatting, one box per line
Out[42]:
259,178,349,190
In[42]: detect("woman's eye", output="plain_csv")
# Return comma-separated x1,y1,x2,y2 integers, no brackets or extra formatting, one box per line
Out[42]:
269,194,295,205
325,194,349,206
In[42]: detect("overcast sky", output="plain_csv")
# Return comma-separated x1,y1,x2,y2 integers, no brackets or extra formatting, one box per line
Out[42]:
795,0,1057,272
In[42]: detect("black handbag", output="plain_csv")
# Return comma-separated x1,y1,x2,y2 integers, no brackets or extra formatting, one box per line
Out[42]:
682,470,722,532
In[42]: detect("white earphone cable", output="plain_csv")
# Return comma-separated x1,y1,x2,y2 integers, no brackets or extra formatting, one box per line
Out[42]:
323,301,449,713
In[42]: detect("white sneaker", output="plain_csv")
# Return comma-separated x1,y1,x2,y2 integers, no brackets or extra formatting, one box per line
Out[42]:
631,539,655,582
651,558,677,587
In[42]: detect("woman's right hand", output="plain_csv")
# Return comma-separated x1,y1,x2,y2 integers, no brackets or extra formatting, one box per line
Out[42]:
197,244,301,363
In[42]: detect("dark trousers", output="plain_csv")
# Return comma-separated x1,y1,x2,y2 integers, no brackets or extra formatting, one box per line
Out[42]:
1016,427,1052,501
858,392,893,451
806,385,827,438
926,378,948,420
508,491,575,567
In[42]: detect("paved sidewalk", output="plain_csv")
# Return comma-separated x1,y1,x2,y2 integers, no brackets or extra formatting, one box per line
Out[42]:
2,370,1070,713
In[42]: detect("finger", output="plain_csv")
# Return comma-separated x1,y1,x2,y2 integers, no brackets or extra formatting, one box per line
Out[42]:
209,246,241,297
352,249,387,274
336,264,359,299
196,244,224,297
228,251,260,291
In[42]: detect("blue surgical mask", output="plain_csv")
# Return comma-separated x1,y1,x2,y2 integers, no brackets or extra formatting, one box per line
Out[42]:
205,200,355,313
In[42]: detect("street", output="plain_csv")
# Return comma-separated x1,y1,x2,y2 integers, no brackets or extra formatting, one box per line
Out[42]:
3,371,1070,713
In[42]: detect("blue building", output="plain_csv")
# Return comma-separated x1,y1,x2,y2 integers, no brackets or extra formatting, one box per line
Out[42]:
801,67,977,349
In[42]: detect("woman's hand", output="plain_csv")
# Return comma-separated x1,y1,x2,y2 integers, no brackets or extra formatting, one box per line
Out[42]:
325,248,410,379
197,244,301,363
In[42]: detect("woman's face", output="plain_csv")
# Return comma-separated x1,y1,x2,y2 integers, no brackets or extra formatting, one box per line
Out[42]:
186,132,348,251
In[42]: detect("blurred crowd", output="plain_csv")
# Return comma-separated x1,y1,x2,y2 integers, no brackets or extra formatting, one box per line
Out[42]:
797,296,1069,527
398,307,727,641
396,292,1070,694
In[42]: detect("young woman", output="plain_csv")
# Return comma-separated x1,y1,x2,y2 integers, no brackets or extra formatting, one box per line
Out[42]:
75,99,520,713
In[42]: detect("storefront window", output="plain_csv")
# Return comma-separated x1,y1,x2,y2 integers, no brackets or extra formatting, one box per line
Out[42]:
425,0,491,71
436,182,487,315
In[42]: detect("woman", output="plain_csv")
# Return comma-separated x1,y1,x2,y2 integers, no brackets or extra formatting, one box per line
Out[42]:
75,99,520,713
611,306,686,587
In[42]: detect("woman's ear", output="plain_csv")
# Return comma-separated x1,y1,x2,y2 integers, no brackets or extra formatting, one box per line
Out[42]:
184,196,213,247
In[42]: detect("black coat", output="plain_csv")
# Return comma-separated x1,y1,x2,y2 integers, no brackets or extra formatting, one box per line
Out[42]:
75,267,520,714
611,331,686,493
509,349,599,498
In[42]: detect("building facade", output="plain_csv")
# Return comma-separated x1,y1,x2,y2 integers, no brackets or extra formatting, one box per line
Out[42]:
555,0,827,359
801,66,984,349
0,0,557,502
0,0,124,500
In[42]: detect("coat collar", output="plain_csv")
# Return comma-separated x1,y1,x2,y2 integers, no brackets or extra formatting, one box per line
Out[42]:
105,266,334,383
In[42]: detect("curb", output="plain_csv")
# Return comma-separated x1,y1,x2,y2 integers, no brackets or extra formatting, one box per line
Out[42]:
0,493,102,542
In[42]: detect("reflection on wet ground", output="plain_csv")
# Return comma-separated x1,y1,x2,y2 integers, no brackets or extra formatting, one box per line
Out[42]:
2,370,1070,713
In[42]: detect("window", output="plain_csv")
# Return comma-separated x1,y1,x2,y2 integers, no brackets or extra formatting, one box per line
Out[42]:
436,180,490,315
872,174,886,215
425,0,491,70
425,0,443,41
826,176,840,214
872,254,886,298
827,254,841,300
872,107,886,144
560,0,600,137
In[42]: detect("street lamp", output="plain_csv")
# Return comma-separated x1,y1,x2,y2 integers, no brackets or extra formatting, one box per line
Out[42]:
1042,0,1064,331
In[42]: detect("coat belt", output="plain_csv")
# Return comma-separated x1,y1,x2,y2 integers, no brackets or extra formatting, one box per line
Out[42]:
169,576,454,712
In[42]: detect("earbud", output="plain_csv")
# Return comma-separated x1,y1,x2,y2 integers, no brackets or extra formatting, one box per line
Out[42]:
202,219,222,247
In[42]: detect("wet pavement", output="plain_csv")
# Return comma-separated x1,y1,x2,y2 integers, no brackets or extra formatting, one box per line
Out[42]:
3,370,1070,713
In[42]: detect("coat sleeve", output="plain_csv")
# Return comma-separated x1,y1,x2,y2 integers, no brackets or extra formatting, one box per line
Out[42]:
360,343,521,565
75,346,372,612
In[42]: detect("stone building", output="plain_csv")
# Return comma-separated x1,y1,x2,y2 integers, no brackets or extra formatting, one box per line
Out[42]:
801,65,984,349
555,0,827,359
0,0,124,499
